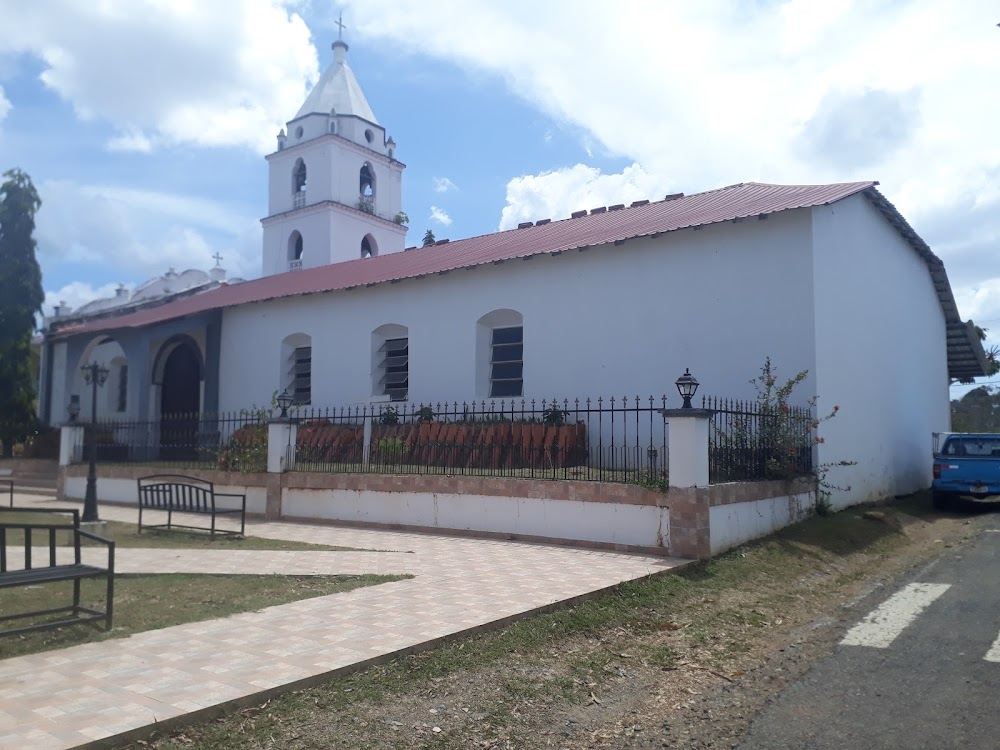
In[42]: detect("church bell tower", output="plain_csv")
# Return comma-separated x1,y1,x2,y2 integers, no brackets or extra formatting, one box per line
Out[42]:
261,30,406,277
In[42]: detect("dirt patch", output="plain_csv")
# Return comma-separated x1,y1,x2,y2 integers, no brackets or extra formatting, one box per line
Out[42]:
132,496,987,750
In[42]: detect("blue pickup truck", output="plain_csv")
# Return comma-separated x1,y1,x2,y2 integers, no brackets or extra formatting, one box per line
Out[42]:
932,433,1000,509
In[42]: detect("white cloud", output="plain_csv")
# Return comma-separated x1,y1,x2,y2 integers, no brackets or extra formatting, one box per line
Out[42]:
43,281,119,318
347,0,1000,362
429,205,453,226
499,163,671,230
0,84,10,121
105,129,154,153
0,1,319,153
35,180,261,280
433,176,458,193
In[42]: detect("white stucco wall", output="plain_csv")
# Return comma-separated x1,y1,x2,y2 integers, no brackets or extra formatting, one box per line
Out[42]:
282,488,668,548
223,210,819,415
263,134,406,277
263,206,406,276
266,137,399,219
709,493,814,555
811,195,950,507
72,340,127,422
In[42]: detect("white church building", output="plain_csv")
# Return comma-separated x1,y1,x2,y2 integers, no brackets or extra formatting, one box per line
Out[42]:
38,38,988,508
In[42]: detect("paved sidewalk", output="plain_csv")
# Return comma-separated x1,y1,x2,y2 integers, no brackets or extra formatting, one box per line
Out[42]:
1,495,689,749
4,547,419,576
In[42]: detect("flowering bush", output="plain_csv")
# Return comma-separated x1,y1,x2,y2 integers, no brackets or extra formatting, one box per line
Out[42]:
712,358,853,511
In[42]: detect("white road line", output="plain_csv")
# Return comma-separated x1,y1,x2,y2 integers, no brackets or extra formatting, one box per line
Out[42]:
840,582,951,648
984,632,1000,662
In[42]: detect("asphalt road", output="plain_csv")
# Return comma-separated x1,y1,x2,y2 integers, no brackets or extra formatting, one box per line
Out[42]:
738,520,1000,750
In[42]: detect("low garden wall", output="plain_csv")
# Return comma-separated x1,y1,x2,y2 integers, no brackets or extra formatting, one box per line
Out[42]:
58,465,816,559
61,465,269,515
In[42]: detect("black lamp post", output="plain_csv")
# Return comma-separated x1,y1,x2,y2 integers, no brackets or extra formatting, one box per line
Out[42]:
675,368,699,409
276,389,294,419
81,362,109,523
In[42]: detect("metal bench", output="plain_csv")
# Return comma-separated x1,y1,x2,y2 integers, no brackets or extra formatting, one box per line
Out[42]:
0,507,115,637
0,469,12,507
137,474,246,538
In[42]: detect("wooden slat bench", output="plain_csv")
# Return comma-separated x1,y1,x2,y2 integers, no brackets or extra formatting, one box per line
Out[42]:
0,506,115,637
137,474,246,538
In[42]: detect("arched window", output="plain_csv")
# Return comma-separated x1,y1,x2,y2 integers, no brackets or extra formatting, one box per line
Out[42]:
281,333,312,406
292,159,307,194
361,234,378,258
288,231,303,262
358,163,375,214
477,309,524,398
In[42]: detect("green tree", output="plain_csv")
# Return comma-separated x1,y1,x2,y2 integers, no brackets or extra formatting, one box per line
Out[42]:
0,168,44,456
422,229,436,247
951,386,1000,433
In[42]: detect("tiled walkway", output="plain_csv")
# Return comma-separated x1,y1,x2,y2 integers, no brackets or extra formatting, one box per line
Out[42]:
1,494,689,749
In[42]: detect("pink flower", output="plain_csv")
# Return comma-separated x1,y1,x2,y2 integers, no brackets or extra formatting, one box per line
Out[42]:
833,405,839,411
780,404,789,412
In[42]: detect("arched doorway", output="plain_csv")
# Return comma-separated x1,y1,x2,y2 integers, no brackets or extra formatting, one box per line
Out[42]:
155,337,202,460
160,342,201,417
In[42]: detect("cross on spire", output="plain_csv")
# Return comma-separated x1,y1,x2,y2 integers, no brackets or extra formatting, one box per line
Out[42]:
212,251,223,267
335,11,347,41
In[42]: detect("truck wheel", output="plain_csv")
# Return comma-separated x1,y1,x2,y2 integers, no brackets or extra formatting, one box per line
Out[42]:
932,491,952,511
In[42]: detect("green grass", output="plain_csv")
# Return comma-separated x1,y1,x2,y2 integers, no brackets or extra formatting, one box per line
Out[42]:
0,513,364,551
103,521,362,550
135,503,916,749
0,573,410,660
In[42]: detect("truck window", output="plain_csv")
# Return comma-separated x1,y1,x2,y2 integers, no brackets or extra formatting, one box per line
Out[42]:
943,438,1000,456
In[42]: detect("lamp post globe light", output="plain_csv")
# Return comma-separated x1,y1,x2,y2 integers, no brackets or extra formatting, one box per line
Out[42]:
81,362,110,523
276,389,294,419
675,368,699,409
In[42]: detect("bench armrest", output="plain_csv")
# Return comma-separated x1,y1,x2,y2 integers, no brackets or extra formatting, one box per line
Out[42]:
76,530,116,571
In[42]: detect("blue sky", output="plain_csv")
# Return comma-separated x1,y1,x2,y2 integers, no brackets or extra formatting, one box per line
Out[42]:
1,1,998,395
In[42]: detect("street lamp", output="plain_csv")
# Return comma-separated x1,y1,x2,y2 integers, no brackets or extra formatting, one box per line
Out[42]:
276,389,294,419
81,362,109,523
675,368,699,409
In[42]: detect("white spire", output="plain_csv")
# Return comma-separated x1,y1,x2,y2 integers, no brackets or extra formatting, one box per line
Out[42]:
295,39,378,123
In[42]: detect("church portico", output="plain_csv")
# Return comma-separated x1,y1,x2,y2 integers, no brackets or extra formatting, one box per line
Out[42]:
49,311,223,425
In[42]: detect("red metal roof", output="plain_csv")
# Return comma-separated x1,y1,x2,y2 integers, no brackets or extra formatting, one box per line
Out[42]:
53,181,877,338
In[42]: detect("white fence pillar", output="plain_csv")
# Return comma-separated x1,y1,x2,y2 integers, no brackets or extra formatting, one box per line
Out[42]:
267,420,297,473
661,408,714,488
59,424,85,467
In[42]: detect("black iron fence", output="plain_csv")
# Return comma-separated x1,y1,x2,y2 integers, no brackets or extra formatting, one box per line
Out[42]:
71,411,268,471
289,397,669,485
68,394,817,486
704,395,814,483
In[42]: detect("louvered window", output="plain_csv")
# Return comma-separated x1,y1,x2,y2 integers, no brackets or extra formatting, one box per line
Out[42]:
490,326,523,398
378,337,408,401
291,346,311,405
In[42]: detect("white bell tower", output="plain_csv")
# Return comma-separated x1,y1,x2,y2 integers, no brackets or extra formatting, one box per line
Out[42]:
261,30,407,277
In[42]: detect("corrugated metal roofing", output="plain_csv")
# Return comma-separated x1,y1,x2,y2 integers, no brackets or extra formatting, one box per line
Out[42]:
51,181,879,338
